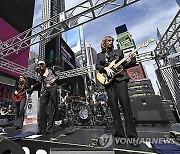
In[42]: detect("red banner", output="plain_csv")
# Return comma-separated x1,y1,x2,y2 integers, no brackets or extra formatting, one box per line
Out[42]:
127,65,145,82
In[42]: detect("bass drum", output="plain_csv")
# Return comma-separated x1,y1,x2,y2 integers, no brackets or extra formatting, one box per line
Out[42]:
75,103,91,125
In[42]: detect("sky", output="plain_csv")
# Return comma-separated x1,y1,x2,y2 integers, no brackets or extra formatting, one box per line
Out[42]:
31,0,180,94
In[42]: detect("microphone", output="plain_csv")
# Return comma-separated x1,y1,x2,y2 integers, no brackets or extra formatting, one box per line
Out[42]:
34,66,40,72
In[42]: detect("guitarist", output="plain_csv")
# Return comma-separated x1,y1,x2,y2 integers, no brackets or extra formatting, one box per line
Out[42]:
30,61,59,135
96,36,139,146
13,74,27,129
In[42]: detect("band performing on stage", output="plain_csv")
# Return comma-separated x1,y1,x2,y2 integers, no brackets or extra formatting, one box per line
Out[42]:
0,1,180,153
6,36,140,147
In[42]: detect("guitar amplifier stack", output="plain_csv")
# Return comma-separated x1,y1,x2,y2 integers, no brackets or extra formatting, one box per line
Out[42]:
128,78,155,97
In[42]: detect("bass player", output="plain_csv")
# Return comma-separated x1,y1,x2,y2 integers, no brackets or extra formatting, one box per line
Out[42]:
96,36,139,147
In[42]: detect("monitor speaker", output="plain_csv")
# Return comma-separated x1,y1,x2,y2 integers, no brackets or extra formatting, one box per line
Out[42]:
130,95,169,124
0,137,24,154
50,149,114,154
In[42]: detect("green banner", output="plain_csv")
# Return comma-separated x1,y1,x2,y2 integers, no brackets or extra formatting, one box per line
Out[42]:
117,32,135,50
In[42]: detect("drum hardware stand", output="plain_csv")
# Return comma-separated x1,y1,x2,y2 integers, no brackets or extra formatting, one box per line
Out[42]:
64,100,79,126
88,100,113,126
96,107,113,126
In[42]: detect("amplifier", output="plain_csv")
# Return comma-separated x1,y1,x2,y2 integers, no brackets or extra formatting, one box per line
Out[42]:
130,95,169,124
129,89,155,97
128,79,155,96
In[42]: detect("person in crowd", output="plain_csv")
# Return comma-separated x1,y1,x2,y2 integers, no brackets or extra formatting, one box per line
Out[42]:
96,36,139,146
12,74,28,129
31,61,59,134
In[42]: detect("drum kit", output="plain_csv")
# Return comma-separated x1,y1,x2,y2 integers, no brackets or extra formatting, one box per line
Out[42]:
56,88,113,126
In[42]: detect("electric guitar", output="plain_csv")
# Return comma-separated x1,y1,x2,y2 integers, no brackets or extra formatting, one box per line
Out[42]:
96,39,155,85
11,89,26,104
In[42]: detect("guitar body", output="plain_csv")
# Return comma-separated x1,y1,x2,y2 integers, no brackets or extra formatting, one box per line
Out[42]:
11,90,26,104
97,70,123,85
97,59,124,85
97,72,109,85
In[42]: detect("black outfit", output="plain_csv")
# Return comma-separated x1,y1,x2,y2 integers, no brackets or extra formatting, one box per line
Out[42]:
13,83,27,129
96,49,137,138
33,68,58,134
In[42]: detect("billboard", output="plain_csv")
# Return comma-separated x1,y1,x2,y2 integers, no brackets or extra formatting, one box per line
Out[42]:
45,36,76,70
45,36,59,67
127,65,146,82
0,0,35,77
117,31,135,51
60,37,76,70
0,0,35,33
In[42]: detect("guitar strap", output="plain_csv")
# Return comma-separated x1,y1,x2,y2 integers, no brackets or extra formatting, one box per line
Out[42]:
105,52,109,65
105,50,118,65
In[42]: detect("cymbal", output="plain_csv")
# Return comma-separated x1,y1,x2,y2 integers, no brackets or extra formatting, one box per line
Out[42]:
80,96,86,101
66,96,80,100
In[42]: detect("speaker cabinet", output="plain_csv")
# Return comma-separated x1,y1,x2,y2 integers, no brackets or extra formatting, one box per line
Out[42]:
0,137,24,154
130,95,169,124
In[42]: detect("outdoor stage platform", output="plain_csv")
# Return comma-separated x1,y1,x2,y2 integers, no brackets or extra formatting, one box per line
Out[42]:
1,123,180,154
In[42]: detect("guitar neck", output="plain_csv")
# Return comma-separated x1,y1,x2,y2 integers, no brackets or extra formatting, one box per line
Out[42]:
114,47,139,68
113,39,155,69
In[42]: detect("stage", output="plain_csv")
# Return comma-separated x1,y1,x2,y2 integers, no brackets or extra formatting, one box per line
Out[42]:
1,123,180,154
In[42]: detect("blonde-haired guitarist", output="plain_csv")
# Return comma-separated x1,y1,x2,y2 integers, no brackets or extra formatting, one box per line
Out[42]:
96,35,139,147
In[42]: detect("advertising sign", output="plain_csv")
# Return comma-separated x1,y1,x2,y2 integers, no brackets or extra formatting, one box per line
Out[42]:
117,31,135,51
24,91,39,125
127,65,145,82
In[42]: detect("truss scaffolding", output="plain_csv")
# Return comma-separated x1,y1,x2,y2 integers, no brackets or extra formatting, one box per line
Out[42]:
0,0,139,59
0,0,140,77
154,10,180,67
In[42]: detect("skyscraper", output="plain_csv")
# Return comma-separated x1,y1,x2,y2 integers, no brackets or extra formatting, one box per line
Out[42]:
40,0,65,60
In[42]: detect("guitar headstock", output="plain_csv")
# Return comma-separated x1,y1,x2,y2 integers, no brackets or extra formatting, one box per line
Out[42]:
139,38,155,48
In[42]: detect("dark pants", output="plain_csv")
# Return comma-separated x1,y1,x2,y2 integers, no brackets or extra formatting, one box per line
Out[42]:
106,80,137,138
39,86,57,134
14,98,26,128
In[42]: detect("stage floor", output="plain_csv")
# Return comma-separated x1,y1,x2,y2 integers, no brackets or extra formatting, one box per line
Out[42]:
1,123,180,154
